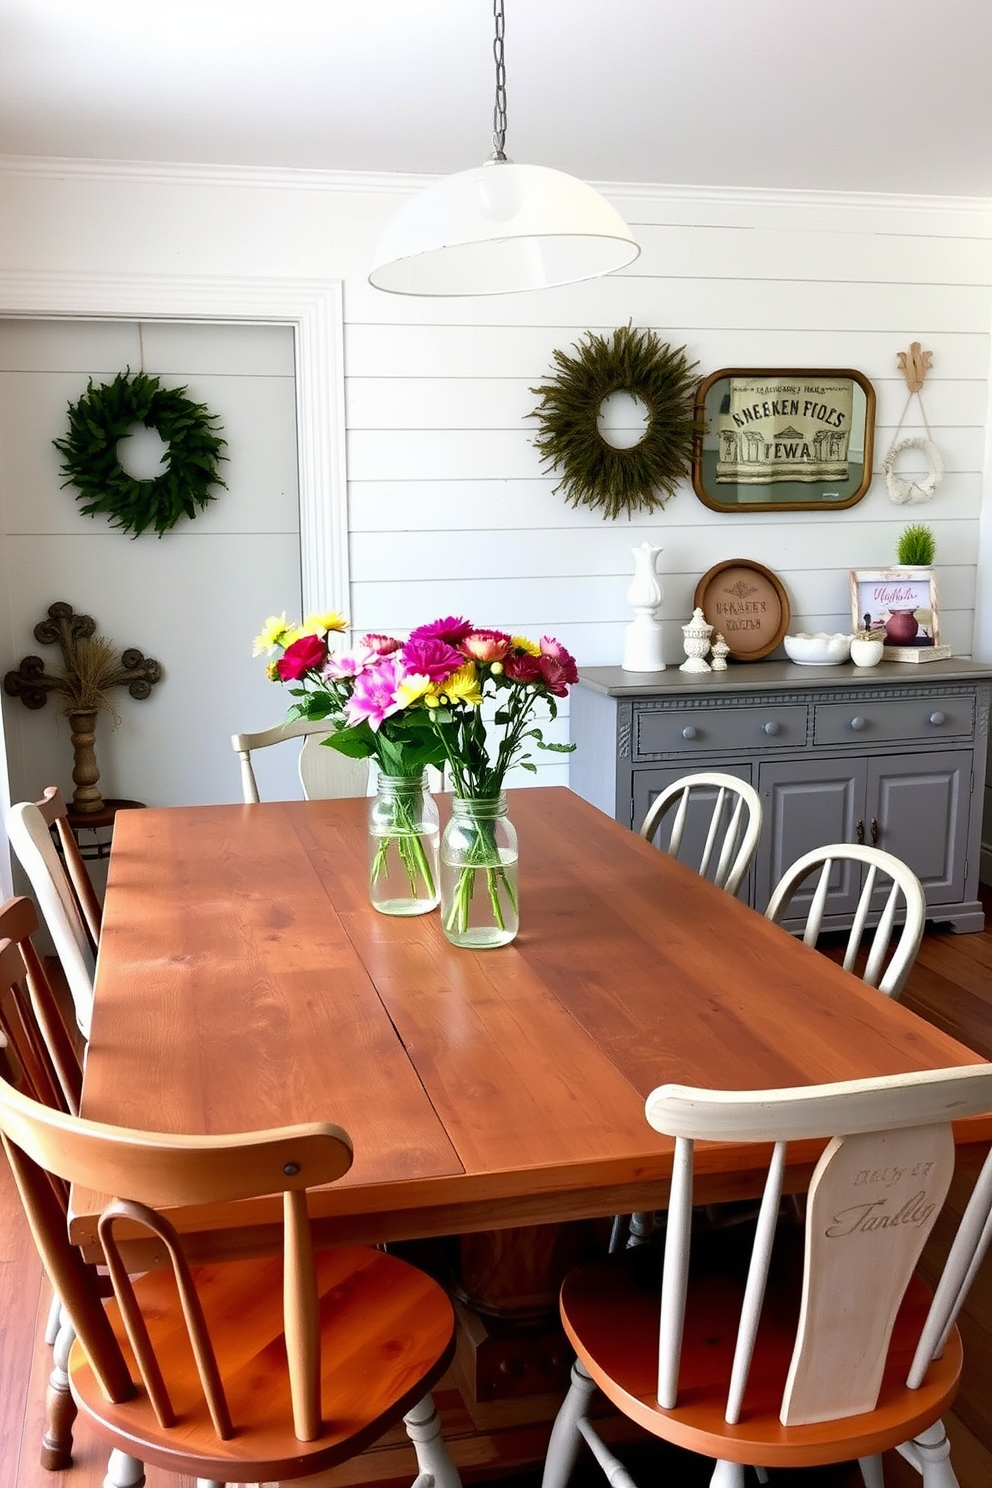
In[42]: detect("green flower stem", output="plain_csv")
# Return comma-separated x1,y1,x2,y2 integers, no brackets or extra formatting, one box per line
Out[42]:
442,810,517,937
370,792,436,898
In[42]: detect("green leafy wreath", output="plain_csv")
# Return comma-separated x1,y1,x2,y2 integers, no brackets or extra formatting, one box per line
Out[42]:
54,369,228,538
528,324,699,520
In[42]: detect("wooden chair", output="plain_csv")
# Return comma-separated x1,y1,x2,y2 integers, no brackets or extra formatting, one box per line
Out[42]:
545,1064,992,1488
638,773,762,898
0,894,86,1471
0,1040,460,1487
5,786,98,1036
765,843,927,1000
232,717,369,803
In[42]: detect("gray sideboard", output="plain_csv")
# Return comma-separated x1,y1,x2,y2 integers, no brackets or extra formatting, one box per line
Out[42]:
569,659,992,934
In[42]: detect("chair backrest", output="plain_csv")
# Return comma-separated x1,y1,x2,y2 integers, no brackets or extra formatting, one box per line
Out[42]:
638,771,762,896
5,791,97,1037
644,1064,992,1428
0,895,82,1116
765,843,926,999
0,1044,354,1444
231,718,369,804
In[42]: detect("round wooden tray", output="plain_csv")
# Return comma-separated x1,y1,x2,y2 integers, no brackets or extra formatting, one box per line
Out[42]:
693,559,791,661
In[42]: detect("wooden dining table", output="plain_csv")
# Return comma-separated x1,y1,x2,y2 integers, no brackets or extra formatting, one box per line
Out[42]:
72,785,990,1480
75,786,989,1249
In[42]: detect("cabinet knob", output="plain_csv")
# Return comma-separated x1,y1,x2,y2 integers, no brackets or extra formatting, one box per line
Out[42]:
929,711,946,727
681,725,698,741
762,720,780,736
848,715,867,732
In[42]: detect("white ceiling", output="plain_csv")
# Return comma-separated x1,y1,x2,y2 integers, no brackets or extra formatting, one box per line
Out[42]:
2,0,992,198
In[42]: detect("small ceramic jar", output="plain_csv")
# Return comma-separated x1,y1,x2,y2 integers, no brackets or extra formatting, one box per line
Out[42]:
850,635,885,668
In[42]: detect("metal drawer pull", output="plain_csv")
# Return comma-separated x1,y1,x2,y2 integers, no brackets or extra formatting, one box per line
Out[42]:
856,819,865,844
762,721,780,736
929,711,946,726
848,716,866,732
681,726,698,741
871,817,879,845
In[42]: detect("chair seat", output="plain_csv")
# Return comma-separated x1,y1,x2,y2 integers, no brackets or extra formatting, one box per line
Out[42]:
70,1244,456,1481
558,1251,962,1470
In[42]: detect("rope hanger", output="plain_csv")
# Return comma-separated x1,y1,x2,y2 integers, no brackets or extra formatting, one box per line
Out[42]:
882,342,943,505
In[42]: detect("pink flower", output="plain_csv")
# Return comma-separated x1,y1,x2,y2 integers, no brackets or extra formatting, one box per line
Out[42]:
540,636,578,686
503,651,542,683
276,633,327,680
401,635,465,682
407,615,474,646
461,629,512,663
324,649,374,679
343,657,405,732
361,632,402,656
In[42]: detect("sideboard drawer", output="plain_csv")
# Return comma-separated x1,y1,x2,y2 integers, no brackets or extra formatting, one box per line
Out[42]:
634,703,808,758
812,695,975,748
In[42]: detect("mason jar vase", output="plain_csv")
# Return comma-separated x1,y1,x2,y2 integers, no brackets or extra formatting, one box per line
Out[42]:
440,792,518,948
367,771,440,916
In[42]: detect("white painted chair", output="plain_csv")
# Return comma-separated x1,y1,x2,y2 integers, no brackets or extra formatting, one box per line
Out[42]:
545,1063,992,1488
232,717,369,803
765,843,926,1000
639,772,762,898
5,787,97,1038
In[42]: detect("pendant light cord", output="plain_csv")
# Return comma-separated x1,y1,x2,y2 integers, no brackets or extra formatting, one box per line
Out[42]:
491,0,508,161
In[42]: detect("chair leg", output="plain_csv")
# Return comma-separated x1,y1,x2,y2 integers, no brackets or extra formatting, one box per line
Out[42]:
627,1211,655,1247
104,1451,146,1488
403,1392,461,1488
708,1463,746,1488
43,1287,62,1345
542,1358,598,1488
858,1453,885,1488
41,1311,77,1470
896,1420,959,1488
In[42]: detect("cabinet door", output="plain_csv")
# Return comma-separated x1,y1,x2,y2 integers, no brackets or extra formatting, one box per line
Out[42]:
632,764,755,897
867,750,972,905
756,758,867,921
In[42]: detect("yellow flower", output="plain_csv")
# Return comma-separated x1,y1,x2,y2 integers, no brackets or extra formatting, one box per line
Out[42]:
253,613,290,656
395,672,433,708
304,610,348,635
438,663,484,707
510,634,541,657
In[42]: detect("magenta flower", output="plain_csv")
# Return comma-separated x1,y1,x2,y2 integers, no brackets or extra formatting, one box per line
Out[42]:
401,635,465,682
407,615,474,646
503,651,542,683
361,632,402,656
275,633,326,680
461,629,512,663
540,636,578,690
343,657,405,732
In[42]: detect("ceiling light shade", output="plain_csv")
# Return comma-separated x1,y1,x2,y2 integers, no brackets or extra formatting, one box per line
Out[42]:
369,159,640,296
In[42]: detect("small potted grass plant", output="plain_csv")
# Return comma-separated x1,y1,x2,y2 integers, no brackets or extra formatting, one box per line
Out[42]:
895,522,935,572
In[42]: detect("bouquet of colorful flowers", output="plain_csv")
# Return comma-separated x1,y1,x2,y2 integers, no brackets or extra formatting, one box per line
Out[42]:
254,610,578,939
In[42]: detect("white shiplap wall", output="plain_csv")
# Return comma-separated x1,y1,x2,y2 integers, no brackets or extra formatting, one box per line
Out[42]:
0,161,990,801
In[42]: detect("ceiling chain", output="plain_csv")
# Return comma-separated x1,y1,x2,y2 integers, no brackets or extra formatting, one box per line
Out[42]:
491,0,508,160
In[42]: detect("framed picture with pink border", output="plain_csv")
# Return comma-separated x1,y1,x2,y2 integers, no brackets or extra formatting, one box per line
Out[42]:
850,568,946,659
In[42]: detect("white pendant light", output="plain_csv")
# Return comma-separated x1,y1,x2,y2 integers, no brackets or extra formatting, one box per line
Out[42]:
369,0,639,297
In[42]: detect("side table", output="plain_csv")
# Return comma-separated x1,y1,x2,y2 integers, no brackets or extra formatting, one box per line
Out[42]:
64,799,145,862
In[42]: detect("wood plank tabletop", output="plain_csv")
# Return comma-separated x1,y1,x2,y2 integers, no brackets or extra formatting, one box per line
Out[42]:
73,787,987,1257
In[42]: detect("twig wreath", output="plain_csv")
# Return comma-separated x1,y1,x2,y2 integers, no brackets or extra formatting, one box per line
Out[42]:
54,369,227,538
528,324,699,520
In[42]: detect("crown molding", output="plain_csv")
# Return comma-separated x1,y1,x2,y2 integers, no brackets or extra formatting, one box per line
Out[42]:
2,153,991,219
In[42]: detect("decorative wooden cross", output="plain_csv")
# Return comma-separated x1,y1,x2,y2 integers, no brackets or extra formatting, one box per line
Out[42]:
4,601,163,814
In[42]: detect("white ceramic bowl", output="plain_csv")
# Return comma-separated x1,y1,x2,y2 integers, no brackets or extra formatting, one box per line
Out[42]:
783,632,852,666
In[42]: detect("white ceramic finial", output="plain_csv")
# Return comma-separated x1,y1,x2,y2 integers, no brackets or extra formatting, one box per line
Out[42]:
622,542,666,671
679,606,713,673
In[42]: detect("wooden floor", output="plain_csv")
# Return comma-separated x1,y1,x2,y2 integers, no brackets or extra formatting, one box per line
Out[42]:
5,899,992,1488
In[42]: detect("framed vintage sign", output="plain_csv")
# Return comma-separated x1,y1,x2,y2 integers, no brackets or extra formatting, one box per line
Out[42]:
850,568,946,659
694,559,791,661
693,368,876,512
